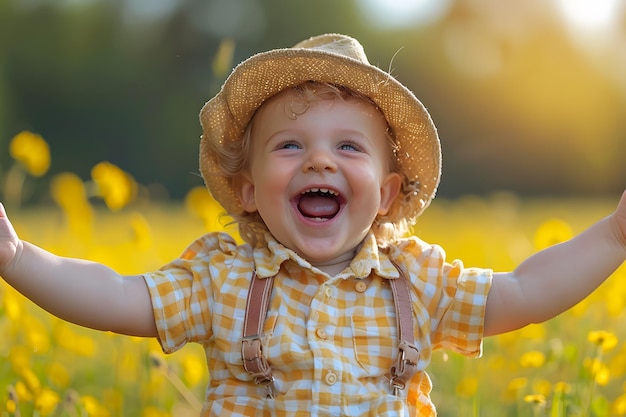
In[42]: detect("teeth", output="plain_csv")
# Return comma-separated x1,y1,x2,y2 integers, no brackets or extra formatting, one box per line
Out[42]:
302,188,338,196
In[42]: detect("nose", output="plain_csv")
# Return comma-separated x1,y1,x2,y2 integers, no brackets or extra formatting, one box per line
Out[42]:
302,150,337,173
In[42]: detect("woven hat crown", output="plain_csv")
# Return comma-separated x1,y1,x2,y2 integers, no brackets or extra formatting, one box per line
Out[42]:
199,33,441,229
293,33,369,62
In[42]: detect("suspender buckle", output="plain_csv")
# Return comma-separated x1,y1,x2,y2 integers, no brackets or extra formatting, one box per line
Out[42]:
242,337,275,398
390,340,420,395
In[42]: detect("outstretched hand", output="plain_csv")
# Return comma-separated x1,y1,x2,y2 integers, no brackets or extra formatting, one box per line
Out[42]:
0,203,21,274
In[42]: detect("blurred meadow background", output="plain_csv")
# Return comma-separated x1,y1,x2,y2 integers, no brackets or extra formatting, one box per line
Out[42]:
1,0,626,415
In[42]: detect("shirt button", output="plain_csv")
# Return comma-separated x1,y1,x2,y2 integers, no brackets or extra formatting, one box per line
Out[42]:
355,281,367,293
315,328,327,340
324,371,338,386
325,286,333,297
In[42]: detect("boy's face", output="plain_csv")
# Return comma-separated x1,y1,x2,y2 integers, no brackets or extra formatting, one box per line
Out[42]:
238,90,402,271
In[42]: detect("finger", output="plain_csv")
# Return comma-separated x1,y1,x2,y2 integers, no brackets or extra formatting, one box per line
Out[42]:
0,203,17,239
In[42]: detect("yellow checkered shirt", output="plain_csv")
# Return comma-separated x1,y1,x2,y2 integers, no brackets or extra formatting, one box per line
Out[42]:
143,232,492,416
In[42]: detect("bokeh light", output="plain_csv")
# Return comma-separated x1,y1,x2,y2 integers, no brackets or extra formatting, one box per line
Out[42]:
554,0,624,32
357,0,452,28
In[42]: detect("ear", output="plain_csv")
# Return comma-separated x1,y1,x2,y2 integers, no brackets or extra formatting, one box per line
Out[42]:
378,172,402,216
234,174,257,213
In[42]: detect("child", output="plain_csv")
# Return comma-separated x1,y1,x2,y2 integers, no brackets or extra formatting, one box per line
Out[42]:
1,33,625,416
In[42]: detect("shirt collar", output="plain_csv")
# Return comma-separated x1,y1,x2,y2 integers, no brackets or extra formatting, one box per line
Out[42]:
345,233,400,280
252,233,307,278
252,232,400,280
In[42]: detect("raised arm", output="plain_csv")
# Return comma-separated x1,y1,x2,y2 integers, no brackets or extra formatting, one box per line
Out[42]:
0,203,157,337
484,190,626,337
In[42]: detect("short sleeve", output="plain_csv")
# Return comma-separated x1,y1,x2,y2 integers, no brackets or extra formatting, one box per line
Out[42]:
433,260,492,356
142,232,240,353
390,238,492,358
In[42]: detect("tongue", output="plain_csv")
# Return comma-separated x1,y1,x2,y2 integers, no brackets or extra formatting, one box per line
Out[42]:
298,194,339,218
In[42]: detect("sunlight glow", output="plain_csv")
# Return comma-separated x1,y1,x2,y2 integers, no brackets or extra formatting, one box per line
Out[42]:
552,0,626,94
357,0,452,28
554,0,623,31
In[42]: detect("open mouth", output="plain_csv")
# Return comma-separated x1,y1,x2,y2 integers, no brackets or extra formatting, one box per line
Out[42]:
296,187,344,220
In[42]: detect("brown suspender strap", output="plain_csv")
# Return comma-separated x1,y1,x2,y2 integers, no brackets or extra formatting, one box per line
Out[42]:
388,261,420,395
241,272,276,398
241,264,420,397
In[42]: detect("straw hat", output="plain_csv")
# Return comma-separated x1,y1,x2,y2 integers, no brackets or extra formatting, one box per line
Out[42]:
199,33,441,225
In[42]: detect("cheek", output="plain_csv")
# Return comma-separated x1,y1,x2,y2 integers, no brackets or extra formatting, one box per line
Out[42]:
248,162,288,200
352,161,387,183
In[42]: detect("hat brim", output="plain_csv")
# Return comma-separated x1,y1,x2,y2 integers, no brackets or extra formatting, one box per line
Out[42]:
199,46,441,223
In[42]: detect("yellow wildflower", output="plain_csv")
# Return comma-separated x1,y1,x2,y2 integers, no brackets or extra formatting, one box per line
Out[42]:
9,131,51,176
47,362,70,388
520,350,545,368
6,385,18,413
185,185,212,217
3,288,23,320
9,346,32,374
53,322,96,357
35,387,61,416
15,380,33,401
518,323,546,341
185,185,226,231
594,362,611,386
181,352,207,386
51,172,88,209
50,172,93,239
533,218,573,250
503,377,528,402
91,161,137,210
72,335,97,357
6,397,17,414
585,358,611,386
524,394,547,406
532,379,552,397
613,393,626,415
81,395,110,417
23,315,51,353
20,367,42,396
554,381,572,394
588,330,618,352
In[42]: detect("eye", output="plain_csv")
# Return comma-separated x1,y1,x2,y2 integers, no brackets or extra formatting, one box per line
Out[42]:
275,141,301,150
338,141,363,152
